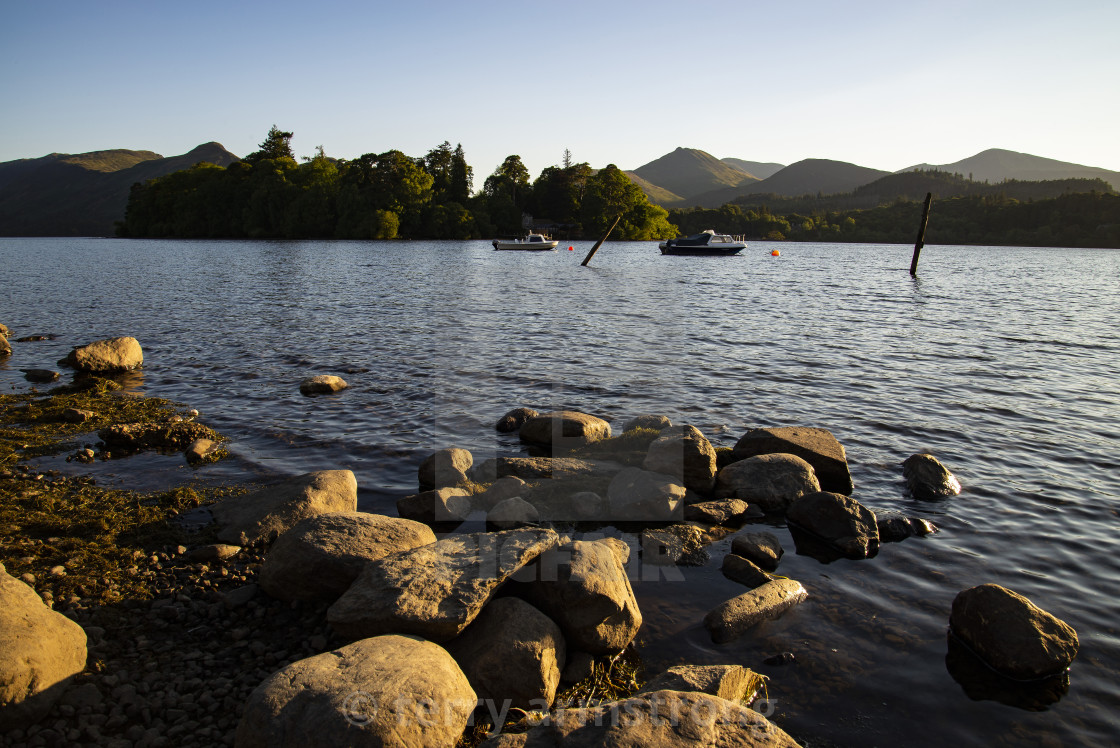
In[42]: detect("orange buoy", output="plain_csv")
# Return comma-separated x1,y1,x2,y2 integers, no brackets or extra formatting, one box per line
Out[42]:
771,249,780,257
569,246,574,250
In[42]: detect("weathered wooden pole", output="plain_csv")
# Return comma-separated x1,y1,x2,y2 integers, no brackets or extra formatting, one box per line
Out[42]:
581,214,623,267
910,192,933,276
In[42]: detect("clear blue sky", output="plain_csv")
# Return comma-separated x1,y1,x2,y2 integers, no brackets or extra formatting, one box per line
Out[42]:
2,0,1118,181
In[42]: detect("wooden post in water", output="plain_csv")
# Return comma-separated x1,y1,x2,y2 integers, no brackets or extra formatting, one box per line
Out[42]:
581,214,623,267
910,192,933,276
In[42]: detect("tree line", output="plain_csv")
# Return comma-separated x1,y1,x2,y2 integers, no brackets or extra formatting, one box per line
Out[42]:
118,127,677,241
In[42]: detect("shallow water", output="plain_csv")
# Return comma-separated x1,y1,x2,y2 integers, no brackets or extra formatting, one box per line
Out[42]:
2,237,1119,746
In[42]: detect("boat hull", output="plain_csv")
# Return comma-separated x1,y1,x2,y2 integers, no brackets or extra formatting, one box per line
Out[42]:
659,244,745,256
492,239,559,250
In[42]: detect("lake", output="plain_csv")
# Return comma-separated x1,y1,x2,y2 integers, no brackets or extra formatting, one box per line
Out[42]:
2,237,1118,746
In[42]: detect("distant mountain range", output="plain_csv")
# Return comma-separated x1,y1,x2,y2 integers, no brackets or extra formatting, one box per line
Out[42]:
628,147,1120,209
0,143,238,236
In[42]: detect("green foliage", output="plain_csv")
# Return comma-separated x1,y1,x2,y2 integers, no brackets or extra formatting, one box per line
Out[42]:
581,165,678,240
245,125,295,164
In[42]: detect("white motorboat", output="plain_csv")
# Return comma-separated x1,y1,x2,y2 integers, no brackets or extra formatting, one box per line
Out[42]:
492,232,559,251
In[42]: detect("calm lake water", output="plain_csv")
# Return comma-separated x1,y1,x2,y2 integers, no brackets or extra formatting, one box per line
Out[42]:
2,237,1119,746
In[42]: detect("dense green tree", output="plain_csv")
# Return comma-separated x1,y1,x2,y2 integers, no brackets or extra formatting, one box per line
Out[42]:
244,125,294,164
580,164,677,240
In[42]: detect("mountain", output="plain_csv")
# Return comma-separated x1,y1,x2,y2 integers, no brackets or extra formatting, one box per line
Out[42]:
0,143,239,236
630,147,758,202
720,158,785,180
623,171,684,205
900,148,1120,189
739,158,889,198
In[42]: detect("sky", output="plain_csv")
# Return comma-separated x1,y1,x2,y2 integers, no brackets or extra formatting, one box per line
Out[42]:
2,0,1119,182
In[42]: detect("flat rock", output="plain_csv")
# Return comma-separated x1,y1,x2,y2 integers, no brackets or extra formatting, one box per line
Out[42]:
480,690,800,747
642,425,718,494
949,583,1078,680
235,635,475,748
418,447,473,490
260,512,436,602
786,491,879,559
298,375,348,395
715,454,820,513
327,528,559,642
684,499,754,526
903,453,962,499
639,664,764,702
212,470,358,545
519,410,611,450
607,467,685,522
496,407,539,433
640,525,709,566
99,420,219,452
447,597,565,710
0,568,88,730
732,427,853,495
730,531,784,571
60,336,143,373
511,538,642,655
704,579,809,644
21,369,59,383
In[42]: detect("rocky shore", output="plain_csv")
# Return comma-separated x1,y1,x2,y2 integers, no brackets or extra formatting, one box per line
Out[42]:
0,329,1082,746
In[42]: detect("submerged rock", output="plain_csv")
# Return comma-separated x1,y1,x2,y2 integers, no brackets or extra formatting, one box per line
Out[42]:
99,420,220,452
730,531,784,571
496,407,539,433
60,336,143,373
903,453,962,499
715,453,820,513
185,437,224,465
623,414,672,432
327,528,559,642
704,578,809,644
876,510,938,542
235,635,475,748
21,369,59,383
721,554,775,589
949,583,1078,681
0,568,88,730
732,426,853,495
786,491,879,560
298,375,348,395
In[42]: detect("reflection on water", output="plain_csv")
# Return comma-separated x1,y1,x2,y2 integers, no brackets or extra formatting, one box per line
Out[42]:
2,237,1119,746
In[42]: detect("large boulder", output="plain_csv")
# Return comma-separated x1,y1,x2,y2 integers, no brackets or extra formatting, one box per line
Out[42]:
730,531,784,571
639,664,764,702
396,487,472,526
447,597,565,710
903,453,962,499
235,635,475,748
60,336,143,373
480,690,800,747
327,528,559,642
519,410,611,451
259,512,436,602
607,467,685,522
512,538,642,655
0,568,88,730
732,427,853,495
418,447,473,490
642,425,718,494
714,454,820,514
786,491,879,560
212,470,358,545
949,584,1079,680
704,579,809,644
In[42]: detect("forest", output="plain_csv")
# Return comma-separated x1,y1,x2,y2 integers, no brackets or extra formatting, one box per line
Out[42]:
118,127,677,241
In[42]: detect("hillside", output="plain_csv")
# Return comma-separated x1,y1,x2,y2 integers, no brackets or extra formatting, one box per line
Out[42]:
630,147,757,201
0,143,239,236
623,171,684,205
740,158,889,198
720,158,785,180
900,148,1120,189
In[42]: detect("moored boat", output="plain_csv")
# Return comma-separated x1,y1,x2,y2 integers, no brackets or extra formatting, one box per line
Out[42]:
659,230,746,256
492,232,559,251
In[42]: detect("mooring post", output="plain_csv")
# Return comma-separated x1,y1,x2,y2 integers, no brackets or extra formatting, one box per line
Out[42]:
581,214,623,267
910,192,933,276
